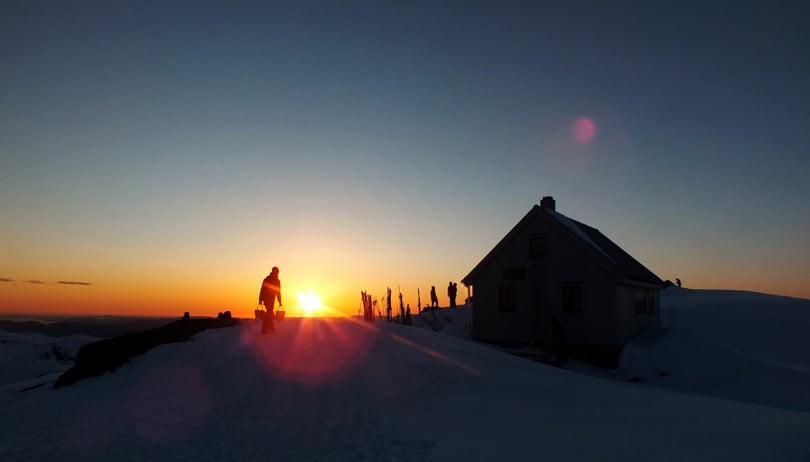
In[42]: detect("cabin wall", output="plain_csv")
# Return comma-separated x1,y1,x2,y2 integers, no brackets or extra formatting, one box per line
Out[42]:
470,213,617,346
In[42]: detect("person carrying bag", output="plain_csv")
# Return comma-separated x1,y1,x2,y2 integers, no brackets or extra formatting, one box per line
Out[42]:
258,266,282,334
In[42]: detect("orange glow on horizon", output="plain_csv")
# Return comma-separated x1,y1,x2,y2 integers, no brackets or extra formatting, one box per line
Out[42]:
4,255,810,319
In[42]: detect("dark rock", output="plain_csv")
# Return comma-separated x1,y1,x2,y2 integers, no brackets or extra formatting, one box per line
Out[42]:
54,317,240,389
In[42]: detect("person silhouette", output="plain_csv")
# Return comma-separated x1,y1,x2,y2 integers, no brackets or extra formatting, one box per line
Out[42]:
551,316,568,366
449,282,458,308
258,266,282,334
430,285,438,308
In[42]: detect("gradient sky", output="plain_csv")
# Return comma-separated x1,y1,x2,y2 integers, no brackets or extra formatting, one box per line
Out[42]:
2,0,809,317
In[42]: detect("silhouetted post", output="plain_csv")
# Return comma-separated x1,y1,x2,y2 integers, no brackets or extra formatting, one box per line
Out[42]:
386,287,392,322
360,291,373,322
417,288,422,314
398,287,404,323
372,298,378,322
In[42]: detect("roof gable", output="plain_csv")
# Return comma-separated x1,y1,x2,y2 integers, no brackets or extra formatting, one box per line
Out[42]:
462,205,663,286
461,206,539,285
564,217,663,285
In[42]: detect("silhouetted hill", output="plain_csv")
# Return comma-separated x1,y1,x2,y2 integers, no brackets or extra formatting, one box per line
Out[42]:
0,317,174,338
53,317,240,389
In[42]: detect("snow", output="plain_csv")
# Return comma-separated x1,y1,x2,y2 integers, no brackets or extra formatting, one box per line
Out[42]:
616,287,810,412
2,290,810,461
410,306,470,339
0,331,97,395
546,209,614,263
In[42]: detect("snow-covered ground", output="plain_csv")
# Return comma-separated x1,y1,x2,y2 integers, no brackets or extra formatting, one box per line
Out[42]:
1,289,810,461
0,331,96,395
617,287,810,413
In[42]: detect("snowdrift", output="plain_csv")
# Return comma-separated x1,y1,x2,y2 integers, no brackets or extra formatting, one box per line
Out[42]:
619,287,810,412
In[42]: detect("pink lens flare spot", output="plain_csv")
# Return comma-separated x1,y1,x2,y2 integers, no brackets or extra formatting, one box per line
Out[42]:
571,117,597,144
250,317,374,385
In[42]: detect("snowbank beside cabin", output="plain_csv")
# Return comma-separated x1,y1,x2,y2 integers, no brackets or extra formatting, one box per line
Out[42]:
619,287,810,412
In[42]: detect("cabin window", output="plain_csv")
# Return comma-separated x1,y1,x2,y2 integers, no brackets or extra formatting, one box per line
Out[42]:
503,267,527,280
634,288,656,314
634,289,645,314
529,235,548,257
562,284,583,313
646,289,656,314
498,286,517,312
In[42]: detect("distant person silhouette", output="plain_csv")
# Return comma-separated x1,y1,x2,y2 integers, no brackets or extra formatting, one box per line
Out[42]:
448,282,458,308
258,266,282,335
430,285,438,308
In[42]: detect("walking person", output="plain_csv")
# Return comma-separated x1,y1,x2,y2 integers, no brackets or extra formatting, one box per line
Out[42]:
430,285,439,308
258,266,282,334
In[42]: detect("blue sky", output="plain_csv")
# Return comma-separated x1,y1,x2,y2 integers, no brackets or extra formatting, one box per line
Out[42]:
1,0,809,315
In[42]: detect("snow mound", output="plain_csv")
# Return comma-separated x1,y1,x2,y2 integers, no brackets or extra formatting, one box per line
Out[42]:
411,306,470,339
619,287,810,412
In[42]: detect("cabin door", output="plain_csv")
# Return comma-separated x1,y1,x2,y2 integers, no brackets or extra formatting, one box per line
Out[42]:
530,265,548,345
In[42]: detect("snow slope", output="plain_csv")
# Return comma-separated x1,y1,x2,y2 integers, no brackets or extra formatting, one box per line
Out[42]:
2,315,809,461
0,331,96,395
618,287,810,412
410,306,470,339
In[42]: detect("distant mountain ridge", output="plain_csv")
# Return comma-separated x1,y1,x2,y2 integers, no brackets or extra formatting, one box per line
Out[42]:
0,317,175,338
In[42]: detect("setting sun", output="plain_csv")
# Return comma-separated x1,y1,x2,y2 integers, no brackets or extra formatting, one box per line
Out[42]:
297,290,323,316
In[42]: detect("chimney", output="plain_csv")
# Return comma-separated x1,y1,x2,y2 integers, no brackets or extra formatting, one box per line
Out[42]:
540,196,556,210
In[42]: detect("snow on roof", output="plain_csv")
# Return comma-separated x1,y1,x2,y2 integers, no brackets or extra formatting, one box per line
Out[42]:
463,205,663,285
546,209,614,263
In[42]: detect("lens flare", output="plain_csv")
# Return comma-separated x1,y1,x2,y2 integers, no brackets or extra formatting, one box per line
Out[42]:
246,317,374,385
571,117,596,144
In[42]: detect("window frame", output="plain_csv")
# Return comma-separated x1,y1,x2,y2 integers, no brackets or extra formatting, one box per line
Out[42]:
502,266,528,281
529,234,549,257
634,288,647,314
498,285,517,313
562,283,584,314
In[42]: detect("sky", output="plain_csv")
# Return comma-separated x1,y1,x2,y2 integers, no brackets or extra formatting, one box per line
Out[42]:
1,0,809,317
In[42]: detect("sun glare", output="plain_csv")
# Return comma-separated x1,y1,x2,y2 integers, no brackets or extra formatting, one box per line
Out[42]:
297,290,323,316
